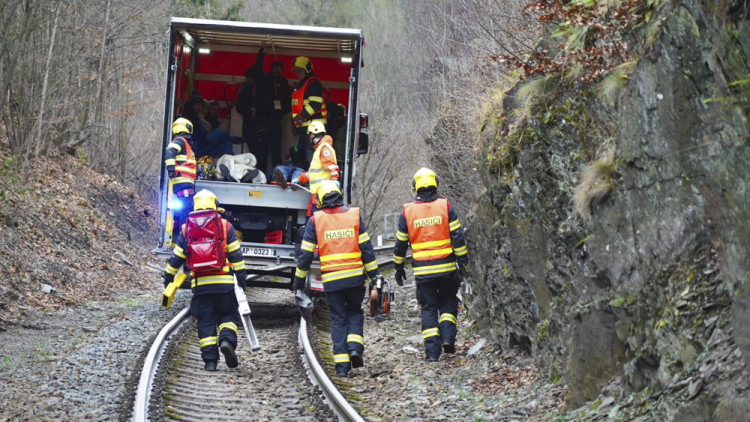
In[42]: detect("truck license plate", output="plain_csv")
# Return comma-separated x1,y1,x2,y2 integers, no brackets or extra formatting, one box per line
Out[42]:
241,246,275,257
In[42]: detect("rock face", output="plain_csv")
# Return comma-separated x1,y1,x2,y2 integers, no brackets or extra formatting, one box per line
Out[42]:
465,0,750,416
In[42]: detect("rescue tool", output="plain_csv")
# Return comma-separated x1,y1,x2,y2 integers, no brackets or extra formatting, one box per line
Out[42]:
290,183,311,193
369,275,393,321
295,288,314,323
161,272,186,309
164,178,175,247
235,275,261,352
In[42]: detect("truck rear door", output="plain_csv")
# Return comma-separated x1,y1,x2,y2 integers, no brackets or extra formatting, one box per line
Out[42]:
155,18,365,289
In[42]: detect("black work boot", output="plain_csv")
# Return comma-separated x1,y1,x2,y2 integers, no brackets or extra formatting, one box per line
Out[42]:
204,360,218,371
349,350,363,368
220,340,239,368
425,355,439,363
335,367,349,377
442,343,456,354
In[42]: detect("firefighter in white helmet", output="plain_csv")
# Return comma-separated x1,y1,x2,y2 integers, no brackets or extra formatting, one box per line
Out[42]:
296,121,340,215
163,189,248,372
294,180,381,377
393,168,469,362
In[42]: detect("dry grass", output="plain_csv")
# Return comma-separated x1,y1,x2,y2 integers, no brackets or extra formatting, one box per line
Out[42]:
573,143,619,221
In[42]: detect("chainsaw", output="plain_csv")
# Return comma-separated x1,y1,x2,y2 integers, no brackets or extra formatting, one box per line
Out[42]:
369,275,393,321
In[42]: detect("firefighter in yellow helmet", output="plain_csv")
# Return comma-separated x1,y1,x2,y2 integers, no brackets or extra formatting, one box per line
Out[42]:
294,180,381,377
291,56,327,166
163,189,247,371
165,117,197,239
393,168,469,362
296,121,340,216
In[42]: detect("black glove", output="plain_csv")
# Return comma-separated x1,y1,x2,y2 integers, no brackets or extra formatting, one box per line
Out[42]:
457,265,468,280
294,276,306,291
163,272,174,288
394,267,405,286
236,271,247,289
167,166,175,178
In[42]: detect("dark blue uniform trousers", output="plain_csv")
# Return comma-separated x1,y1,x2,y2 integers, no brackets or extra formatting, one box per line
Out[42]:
325,285,366,372
190,292,240,362
416,273,459,359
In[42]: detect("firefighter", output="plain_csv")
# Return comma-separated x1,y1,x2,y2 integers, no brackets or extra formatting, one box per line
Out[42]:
296,121,340,216
291,56,327,166
165,117,197,241
294,180,381,377
393,168,469,362
162,189,248,371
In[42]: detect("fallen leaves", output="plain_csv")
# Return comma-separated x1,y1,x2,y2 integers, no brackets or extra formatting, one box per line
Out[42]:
0,151,159,324
468,365,539,394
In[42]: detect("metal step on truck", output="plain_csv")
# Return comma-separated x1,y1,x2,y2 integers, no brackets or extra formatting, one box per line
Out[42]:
152,17,369,294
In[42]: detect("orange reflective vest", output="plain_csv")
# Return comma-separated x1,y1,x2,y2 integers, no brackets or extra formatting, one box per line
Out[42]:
172,136,196,187
292,76,328,126
403,198,452,262
314,208,363,286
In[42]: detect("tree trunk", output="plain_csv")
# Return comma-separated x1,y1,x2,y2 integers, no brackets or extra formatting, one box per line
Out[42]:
30,1,61,157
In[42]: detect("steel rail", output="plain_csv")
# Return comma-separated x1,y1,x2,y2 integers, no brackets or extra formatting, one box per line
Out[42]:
132,268,279,421
132,264,372,421
299,316,365,422
133,306,190,422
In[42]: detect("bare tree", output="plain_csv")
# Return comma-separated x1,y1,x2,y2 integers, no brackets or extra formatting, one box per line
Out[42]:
0,0,169,200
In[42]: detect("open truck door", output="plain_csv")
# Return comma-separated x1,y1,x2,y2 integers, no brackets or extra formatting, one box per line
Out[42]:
153,18,368,294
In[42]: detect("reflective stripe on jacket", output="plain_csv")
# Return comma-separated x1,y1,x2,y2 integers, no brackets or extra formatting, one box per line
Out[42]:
307,137,337,194
314,208,364,288
165,136,197,189
291,76,328,125
404,198,452,261
403,198,456,278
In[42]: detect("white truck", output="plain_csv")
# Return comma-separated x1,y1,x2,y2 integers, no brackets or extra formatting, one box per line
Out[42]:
153,17,369,293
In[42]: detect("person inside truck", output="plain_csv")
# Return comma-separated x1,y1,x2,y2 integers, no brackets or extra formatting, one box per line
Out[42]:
264,59,292,169
181,95,234,159
207,100,223,131
269,145,305,189
291,56,327,168
250,49,273,174
297,121,339,216
236,48,268,167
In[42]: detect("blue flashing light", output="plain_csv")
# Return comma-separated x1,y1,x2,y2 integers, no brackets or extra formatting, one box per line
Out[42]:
168,197,183,211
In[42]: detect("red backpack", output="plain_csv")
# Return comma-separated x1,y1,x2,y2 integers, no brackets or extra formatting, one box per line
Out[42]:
184,210,227,274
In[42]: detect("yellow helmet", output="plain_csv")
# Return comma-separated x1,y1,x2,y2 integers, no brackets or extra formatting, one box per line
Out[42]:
292,56,313,73
307,121,326,135
172,117,193,135
193,189,218,211
315,180,342,207
412,168,439,192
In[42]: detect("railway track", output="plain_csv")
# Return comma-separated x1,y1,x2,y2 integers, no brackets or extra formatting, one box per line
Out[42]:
133,255,395,421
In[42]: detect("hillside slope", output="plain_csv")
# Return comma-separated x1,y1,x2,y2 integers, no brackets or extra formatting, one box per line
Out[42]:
462,0,750,419
0,147,159,325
